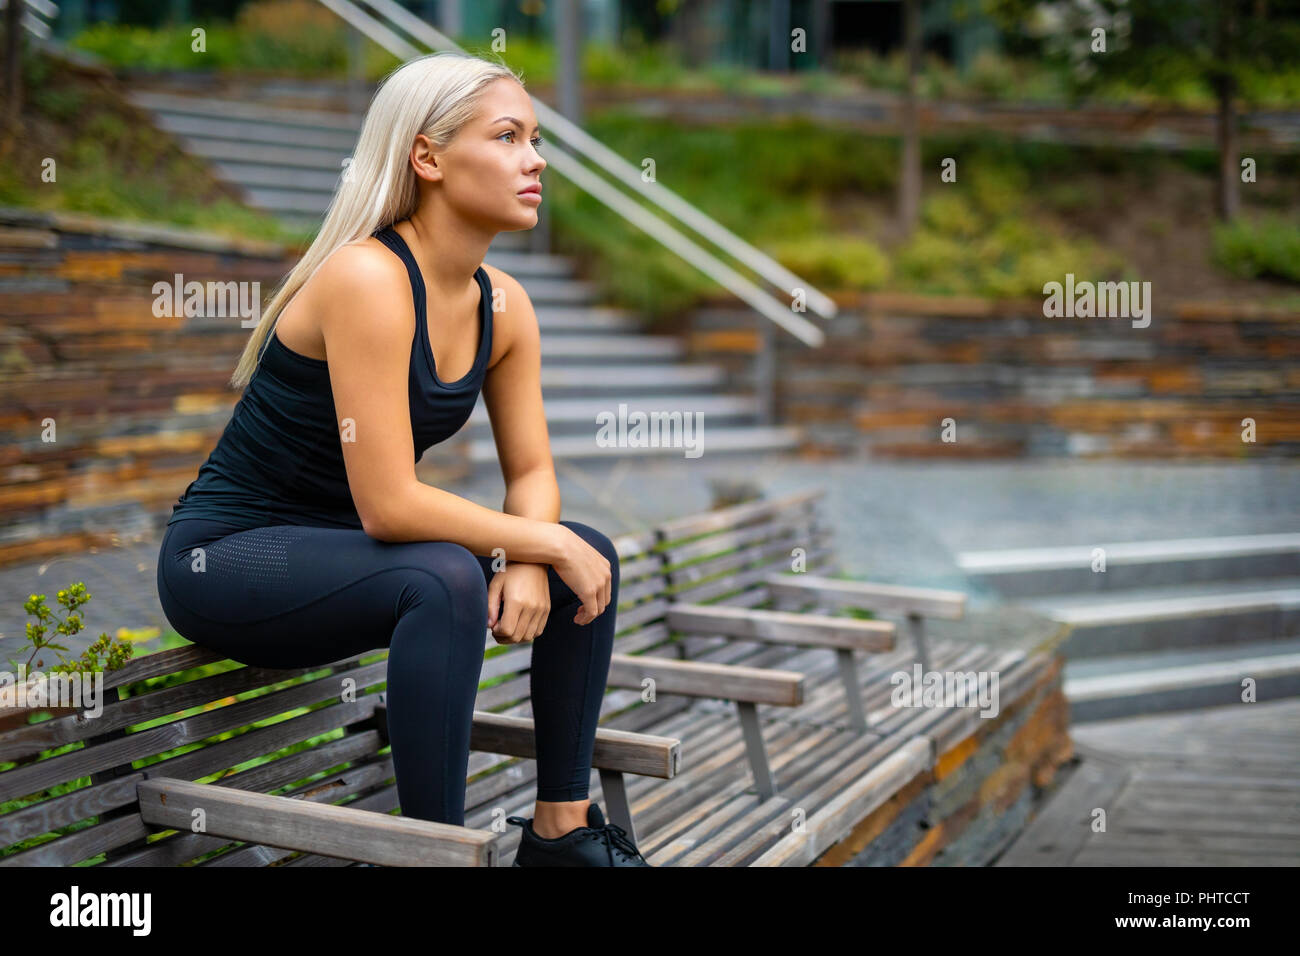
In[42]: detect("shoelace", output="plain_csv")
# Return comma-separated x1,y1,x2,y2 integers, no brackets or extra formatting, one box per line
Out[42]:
596,821,645,864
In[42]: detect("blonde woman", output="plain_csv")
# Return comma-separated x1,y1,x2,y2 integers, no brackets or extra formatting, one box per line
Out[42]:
156,51,647,867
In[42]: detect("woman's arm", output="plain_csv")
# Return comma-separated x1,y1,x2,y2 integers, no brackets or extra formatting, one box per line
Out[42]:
317,243,565,564
478,265,561,527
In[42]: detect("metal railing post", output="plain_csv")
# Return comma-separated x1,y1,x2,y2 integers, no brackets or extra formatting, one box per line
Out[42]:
757,313,775,426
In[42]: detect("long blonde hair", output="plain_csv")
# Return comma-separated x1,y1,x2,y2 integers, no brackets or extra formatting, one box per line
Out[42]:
230,50,524,389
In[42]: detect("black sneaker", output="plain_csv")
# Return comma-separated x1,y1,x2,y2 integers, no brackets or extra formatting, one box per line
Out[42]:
507,802,652,867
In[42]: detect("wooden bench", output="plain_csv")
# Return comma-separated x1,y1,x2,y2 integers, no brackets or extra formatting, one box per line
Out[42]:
594,488,1072,865
0,487,1072,866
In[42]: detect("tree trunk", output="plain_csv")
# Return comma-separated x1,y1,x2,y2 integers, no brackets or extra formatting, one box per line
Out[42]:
5,0,23,128
898,0,922,235
1214,1,1240,221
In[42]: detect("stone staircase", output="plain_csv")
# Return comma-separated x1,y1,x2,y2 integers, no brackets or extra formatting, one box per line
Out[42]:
125,88,365,234
958,534,1300,721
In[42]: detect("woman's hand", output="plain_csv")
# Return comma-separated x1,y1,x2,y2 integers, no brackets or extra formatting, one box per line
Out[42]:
487,562,551,645
552,527,612,627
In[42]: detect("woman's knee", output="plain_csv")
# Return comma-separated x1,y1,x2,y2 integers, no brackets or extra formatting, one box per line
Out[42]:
394,541,489,627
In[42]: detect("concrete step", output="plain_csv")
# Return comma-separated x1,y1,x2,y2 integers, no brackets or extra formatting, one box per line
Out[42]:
243,185,341,215
127,89,362,132
490,277,601,305
150,111,360,151
1064,636,1300,722
538,364,728,391
209,161,348,194
467,424,802,463
1024,576,1300,658
959,533,1300,598
539,335,684,362
478,251,579,278
466,393,762,431
160,135,353,171
533,307,643,333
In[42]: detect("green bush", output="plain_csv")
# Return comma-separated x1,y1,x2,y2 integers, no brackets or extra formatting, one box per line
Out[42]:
921,192,983,239
1212,215,1300,284
69,0,399,78
766,236,891,291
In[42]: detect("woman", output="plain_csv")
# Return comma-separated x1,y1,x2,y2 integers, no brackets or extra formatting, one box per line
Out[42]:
156,51,649,867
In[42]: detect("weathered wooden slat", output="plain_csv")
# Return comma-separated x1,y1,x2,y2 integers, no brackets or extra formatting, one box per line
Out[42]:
618,574,669,605
646,719,878,865
667,536,835,600
750,736,933,866
0,663,387,802
660,505,817,566
613,597,671,633
1,699,383,863
137,777,499,866
0,657,386,762
612,528,658,559
655,488,825,542
619,553,665,581
610,621,673,655
108,733,389,867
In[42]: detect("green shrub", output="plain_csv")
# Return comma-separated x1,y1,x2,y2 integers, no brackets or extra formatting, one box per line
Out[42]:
1212,215,1300,283
921,192,983,239
766,236,891,290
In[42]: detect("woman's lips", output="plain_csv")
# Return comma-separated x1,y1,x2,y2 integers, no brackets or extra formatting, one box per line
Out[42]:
517,189,542,204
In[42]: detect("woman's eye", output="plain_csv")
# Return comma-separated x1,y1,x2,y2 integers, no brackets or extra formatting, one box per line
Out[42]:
531,136,544,150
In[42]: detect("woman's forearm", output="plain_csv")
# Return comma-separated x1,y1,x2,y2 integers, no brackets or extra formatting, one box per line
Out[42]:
502,468,561,526
370,479,564,564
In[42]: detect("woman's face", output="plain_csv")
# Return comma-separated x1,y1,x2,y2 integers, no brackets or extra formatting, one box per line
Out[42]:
415,77,546,232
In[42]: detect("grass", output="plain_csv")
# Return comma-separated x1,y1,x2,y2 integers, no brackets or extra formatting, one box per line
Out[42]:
0,42,306,246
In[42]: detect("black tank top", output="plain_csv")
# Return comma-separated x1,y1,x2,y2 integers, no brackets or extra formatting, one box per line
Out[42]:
166,224,494,531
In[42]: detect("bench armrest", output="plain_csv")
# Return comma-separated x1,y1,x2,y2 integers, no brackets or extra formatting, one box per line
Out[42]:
470,709,681,779
765,573,967,620
136,777,498,866
607,652,805,707
367,697,681,780
665,603,895,652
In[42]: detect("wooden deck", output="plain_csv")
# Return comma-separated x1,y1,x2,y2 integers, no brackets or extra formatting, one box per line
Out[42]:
995,698,1300,866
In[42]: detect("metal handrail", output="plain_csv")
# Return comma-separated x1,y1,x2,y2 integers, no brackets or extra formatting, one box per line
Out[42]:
317,0,833,347
1,0,58,38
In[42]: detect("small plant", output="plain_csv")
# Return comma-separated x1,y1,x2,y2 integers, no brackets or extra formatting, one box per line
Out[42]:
10,583,134,677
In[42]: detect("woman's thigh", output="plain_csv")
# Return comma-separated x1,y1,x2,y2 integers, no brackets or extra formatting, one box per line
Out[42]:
157,519,489,669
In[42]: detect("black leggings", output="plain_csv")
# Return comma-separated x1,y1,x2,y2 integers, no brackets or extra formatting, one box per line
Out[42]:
155,516,619,826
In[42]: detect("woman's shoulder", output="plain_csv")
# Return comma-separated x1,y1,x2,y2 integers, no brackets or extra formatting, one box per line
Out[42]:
276,238,413,358
312,236,410,296
301,238,415,329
